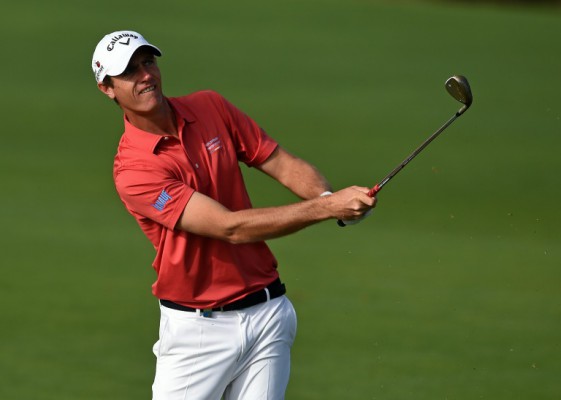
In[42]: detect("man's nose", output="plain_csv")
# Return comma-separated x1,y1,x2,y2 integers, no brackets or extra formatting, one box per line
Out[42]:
138,65,154,79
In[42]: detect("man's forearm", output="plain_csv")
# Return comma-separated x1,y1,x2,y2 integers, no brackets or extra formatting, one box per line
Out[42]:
282,161,332,199
257,147,332,200
222,196,332,243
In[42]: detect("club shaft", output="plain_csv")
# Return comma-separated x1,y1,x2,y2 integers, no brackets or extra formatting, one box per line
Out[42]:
368,109,464,197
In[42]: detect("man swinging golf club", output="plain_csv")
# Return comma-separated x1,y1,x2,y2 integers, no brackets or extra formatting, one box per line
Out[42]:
92,30,376,400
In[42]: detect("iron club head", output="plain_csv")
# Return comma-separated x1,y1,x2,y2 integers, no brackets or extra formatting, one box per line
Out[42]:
445,75,473,114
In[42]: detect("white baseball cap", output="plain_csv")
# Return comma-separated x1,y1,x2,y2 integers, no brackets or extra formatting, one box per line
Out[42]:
92,30,162,83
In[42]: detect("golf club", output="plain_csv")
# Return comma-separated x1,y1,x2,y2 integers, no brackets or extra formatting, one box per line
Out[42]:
338,75,473,227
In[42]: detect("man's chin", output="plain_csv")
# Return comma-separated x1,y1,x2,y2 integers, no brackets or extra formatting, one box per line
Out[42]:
137,95,165,113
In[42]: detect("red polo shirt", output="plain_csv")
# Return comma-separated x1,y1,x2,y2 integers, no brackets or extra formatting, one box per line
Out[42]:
113,90,280,308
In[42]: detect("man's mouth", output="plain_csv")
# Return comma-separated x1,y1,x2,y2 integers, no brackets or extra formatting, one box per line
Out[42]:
139,85,156,95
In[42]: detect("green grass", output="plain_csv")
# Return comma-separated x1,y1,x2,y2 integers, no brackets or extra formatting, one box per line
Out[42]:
1,0,560,398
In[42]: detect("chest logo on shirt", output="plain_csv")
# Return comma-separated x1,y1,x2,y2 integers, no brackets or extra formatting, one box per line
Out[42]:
152,190,172,211
205,137,222,154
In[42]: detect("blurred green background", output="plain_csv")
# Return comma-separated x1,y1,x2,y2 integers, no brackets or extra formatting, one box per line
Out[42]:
1,0,560,398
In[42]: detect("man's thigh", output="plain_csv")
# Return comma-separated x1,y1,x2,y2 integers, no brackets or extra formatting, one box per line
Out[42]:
152,306,242,400
225,296,298,400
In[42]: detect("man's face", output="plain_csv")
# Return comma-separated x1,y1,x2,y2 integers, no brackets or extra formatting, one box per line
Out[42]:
98,47,164,114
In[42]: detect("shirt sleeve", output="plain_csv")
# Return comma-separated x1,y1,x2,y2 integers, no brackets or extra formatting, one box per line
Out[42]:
114,162,194,230
209,92,278,166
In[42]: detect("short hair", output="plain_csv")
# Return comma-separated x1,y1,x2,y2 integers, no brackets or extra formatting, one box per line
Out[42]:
102,75,113,87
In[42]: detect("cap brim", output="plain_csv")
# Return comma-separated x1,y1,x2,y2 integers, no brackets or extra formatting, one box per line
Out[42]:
107,44,162,78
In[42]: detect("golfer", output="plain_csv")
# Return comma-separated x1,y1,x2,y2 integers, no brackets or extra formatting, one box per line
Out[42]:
92,30,375,400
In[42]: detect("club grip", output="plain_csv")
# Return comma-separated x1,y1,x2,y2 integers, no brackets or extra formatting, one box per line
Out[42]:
368,184,381,198
337,184,380,227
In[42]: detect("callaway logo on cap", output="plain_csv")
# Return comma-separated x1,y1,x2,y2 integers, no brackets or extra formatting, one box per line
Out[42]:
92,30,162,83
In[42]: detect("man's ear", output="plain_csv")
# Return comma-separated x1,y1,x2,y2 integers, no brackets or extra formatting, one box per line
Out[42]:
97,81,116,100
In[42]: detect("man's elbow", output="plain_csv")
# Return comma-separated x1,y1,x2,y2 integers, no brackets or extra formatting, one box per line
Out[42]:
176,205,259,244
221,224,254,245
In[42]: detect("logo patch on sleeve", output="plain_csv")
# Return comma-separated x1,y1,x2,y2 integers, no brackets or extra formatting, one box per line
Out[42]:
152,190,172,211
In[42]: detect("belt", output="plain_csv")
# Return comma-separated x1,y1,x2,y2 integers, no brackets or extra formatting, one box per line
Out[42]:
160,279,286,315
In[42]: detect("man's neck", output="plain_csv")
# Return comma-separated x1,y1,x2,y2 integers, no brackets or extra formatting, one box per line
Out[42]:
124,99,178,136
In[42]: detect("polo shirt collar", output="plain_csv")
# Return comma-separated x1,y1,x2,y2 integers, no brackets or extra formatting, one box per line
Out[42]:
122,97,195,154
123,117,164,154
168,97,197,124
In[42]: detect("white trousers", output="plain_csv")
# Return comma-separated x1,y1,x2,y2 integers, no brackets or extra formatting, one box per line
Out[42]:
152,296,297,400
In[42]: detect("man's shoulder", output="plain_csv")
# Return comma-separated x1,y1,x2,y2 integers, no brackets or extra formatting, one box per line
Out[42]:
169,90,231,121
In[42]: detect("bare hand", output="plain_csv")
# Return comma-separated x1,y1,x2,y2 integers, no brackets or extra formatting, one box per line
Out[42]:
323,186,377,222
